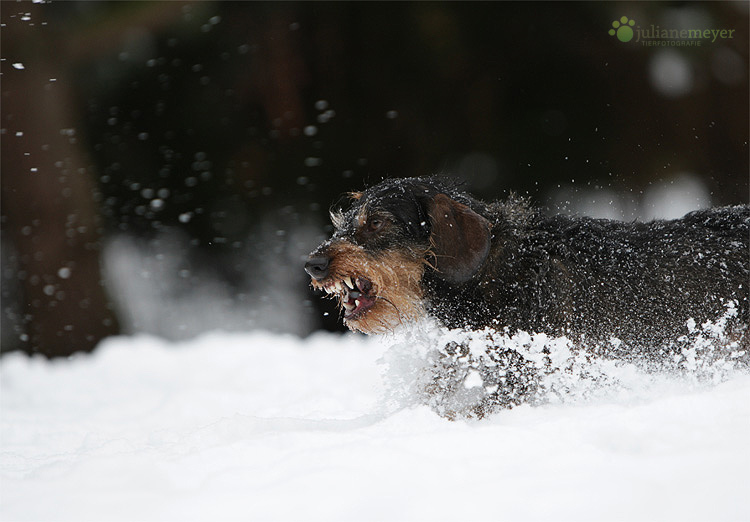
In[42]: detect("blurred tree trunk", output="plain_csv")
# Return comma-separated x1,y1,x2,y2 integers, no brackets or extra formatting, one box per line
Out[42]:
1,5,119,357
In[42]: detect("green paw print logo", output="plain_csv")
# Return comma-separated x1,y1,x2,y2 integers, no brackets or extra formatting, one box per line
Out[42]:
609,16,635,42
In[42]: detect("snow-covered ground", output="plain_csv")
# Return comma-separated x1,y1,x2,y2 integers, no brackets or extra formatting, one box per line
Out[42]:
1,329,748,522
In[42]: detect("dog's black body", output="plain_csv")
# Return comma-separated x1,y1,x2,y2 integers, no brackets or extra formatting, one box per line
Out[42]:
423,188,749,352
306,177,749,417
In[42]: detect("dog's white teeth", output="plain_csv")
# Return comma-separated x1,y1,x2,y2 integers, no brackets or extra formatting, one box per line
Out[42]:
355,299,361,308
343,301,355,311
344,277,355,290
334,281,343,294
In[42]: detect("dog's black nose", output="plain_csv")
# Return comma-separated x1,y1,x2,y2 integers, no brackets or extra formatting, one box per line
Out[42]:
305,256,330,280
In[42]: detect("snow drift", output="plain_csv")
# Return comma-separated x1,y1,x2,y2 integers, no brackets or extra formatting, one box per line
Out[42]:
1,327,748,522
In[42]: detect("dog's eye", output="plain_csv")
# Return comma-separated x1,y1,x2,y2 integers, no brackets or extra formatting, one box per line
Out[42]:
366,218,385,233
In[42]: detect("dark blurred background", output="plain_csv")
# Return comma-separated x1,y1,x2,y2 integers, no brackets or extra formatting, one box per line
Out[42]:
2,1,748,357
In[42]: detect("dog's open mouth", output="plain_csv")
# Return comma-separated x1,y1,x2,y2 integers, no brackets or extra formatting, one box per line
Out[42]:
322,276,376,319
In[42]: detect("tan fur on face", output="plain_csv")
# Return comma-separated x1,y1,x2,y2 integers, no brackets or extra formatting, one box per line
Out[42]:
310,241,427,334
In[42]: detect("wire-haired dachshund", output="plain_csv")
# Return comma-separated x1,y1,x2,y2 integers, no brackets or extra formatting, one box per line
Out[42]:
305,177,749,416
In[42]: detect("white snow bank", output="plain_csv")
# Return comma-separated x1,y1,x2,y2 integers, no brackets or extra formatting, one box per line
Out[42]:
1,331,749,522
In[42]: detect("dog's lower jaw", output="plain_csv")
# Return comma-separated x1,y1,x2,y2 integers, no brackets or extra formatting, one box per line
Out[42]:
343,297,426,334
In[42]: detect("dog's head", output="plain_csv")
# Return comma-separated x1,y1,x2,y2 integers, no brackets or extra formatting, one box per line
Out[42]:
305,177,492,333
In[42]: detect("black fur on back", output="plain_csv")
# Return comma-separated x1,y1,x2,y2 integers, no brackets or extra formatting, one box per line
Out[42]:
422,195,749,350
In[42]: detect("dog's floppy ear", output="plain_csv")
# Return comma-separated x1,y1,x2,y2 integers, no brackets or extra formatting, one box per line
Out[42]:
427,193,491,284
